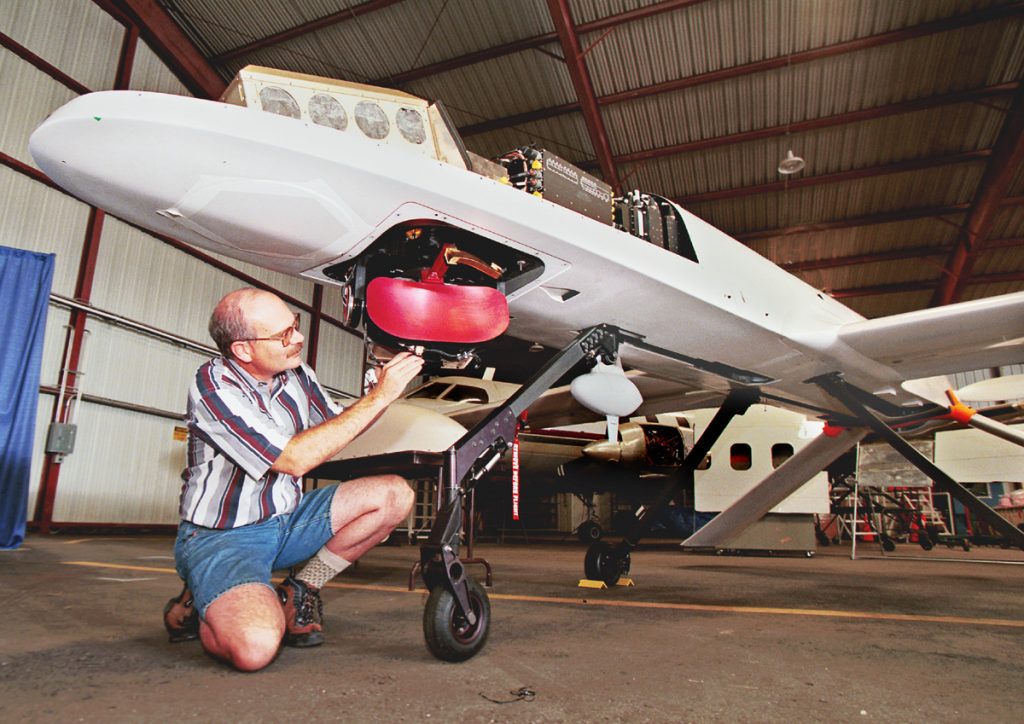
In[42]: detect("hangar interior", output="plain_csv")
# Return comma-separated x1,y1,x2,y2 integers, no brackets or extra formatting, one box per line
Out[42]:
4,0,1024,537
2,1,1024,717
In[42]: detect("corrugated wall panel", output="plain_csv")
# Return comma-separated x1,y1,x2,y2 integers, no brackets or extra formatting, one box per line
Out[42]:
320,283,347,320
962,280,1024,301
50,403,185,525
973,245,1024,275
39,306,71,388
988,205,1024,239
315,321,365,397
201,244,316,303
89,217,308,345
0,51,81,167
409,49,577,127
128,40,193,95
0,0,122,91
27,395,56,521
77,318,209,415
0,167,88,296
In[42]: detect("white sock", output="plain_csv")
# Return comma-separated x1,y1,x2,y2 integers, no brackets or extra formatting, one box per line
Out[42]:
296,547,352,590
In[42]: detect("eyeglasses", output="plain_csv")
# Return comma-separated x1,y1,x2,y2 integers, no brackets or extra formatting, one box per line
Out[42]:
243,313,301,347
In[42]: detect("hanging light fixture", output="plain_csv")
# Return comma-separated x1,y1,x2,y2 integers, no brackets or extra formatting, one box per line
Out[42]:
778,149,806,175
777,9,806,178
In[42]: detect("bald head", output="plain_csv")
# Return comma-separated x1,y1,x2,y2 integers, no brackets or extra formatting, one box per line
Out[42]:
209,288,277,357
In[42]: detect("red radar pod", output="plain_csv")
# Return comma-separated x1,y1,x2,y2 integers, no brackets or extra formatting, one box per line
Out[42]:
365,276,509,344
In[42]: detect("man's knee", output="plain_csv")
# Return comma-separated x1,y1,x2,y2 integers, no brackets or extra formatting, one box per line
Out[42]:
385,475,415,517
204,621,282,672
201,583,284,671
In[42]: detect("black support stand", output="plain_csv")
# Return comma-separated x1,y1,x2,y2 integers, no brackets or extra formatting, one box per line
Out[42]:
817,374,1024,549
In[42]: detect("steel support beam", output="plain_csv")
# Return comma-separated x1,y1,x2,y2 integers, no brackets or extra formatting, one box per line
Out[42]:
930,86,1024,306
0,31,90,94
545,0,620,191
107,0,226,98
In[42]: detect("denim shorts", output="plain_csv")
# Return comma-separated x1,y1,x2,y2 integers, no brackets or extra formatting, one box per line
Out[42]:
174,484,337,617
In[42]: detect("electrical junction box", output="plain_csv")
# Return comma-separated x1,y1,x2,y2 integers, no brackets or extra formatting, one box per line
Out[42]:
46,422,77,456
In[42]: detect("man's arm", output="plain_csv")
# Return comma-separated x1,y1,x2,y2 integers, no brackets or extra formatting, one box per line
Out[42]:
270,352,424,476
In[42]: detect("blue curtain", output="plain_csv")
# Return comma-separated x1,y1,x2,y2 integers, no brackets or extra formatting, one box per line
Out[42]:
0,246,54,549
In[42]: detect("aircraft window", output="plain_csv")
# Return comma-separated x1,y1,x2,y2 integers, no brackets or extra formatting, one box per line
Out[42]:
309,93,347,130
771,443,794,468
964,482,992,498
396,108,426,144
407,382,452,399
730,443,752,471
446,385,488,403
355,101,390,139
259,87,301,119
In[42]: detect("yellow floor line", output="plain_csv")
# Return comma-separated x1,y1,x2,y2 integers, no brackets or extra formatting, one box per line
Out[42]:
64,560,1024,629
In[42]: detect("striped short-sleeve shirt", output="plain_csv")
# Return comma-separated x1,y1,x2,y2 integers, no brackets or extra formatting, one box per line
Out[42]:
179,357,343,529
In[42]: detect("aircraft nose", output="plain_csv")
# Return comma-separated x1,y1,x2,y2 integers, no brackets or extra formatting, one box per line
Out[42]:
582,439,622,463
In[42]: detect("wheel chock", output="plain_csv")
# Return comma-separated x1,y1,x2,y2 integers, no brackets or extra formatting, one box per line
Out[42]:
577,578,636,589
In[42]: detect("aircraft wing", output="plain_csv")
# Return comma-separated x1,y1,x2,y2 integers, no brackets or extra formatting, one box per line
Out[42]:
836,293,1024,381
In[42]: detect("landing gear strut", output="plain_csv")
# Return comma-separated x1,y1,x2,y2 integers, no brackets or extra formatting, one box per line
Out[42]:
583,389,759,585
419,324,623,661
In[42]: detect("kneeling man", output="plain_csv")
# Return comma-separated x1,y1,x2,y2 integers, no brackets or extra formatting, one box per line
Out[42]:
164,287,423,671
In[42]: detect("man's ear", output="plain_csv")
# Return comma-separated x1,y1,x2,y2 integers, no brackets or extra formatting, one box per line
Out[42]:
230,339,253,362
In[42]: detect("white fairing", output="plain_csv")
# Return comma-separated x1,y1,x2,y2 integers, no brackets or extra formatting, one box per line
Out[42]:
333,402,466,459
29,91,1024,418
569,360,643,417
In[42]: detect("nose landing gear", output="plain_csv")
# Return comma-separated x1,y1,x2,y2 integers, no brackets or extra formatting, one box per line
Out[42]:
423,577,491,662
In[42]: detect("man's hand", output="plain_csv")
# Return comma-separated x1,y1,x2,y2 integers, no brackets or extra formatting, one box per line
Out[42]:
271,351,424,477
368,352,425,405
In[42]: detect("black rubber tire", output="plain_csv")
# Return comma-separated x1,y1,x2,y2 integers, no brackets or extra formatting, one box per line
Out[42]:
584,541,631,586
421,562,446,591
918,532,934,551
423,578,490,662
577,520,603,543
881,536,896,552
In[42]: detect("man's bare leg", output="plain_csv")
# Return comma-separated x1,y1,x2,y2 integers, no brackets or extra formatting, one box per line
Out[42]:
325,474,416,560
276,475,415,647
200,584,284,672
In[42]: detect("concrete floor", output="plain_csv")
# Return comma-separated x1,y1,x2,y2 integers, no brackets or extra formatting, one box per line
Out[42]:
1,533,1022,723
